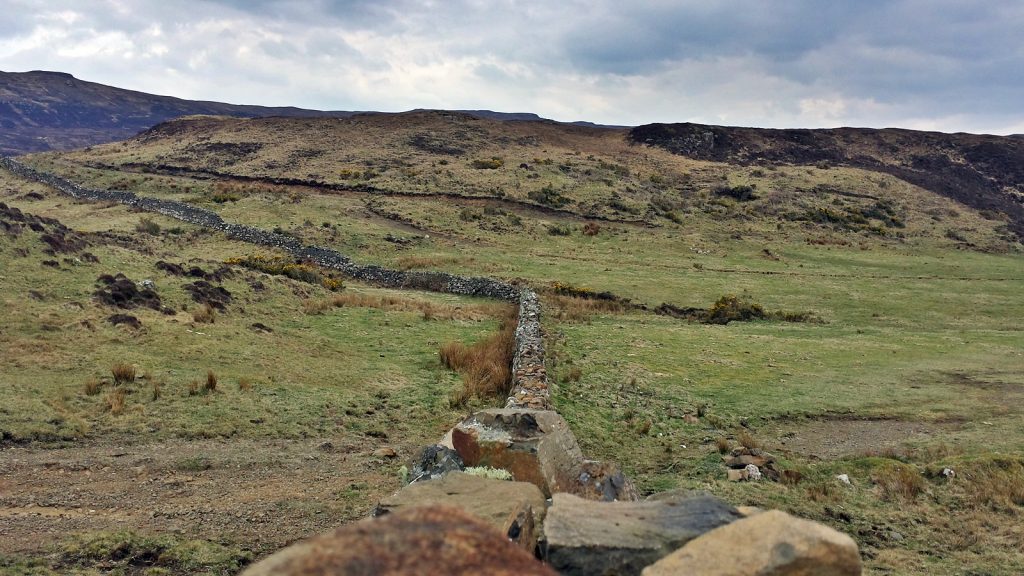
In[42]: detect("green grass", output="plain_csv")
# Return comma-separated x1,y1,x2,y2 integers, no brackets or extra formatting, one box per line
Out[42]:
8,130,1024,575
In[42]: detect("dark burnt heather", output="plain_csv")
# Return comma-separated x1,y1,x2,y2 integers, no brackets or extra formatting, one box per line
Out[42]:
630,122,1024,238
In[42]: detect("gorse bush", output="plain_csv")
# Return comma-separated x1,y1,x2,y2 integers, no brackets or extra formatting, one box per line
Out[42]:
705,294,767,324
226,254,344,291
471,157,504,169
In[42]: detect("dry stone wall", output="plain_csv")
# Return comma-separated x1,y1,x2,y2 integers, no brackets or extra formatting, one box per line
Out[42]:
3,156,862,575
0,156,543,400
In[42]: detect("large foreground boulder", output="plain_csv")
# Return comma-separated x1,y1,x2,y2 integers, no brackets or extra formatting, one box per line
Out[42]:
641,509,862,576
451,408,637,501
374,471,546,550
242,505,556,576
544,492,743,576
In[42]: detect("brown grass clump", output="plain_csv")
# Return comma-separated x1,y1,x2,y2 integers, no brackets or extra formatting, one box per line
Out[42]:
84,378,103,396
715,437,731,454
582,222,601,236
188,379,200,396
205,370,218,393
193,303,217,323
152,380,162,400
301,298,333,315
873,462,926,501
547,294,626,322
736,429,760,450
106,388,127,415
111,362,136,385
238,377,252,391
564,366,583,383
441,309,517,406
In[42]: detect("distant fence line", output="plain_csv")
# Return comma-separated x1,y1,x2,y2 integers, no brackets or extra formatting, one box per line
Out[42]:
0,156,549,408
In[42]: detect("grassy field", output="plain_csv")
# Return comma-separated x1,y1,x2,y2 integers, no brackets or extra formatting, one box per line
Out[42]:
3,115,1024,575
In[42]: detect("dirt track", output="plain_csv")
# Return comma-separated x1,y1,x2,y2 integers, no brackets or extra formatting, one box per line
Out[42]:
0,437,403,557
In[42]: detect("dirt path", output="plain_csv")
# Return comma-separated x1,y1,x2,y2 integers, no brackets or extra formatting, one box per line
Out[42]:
0,437,403,557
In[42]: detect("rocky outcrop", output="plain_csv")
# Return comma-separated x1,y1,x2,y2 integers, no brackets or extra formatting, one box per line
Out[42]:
374,472,546,551
641,510,862,576
544,492,743,576
241,505,557,576
451,408,637,501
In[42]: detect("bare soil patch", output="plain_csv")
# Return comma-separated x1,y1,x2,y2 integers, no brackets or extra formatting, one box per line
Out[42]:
0,437,403,560
771,418,948,460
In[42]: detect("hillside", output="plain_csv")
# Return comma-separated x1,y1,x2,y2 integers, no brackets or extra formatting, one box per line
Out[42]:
0,70,364,155
0,71,620,156
631,122,1024,238
39,110,1023,250
2,111,1023,574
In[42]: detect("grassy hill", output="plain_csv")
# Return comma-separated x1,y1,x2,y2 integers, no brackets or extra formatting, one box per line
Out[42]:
2,112,1023,575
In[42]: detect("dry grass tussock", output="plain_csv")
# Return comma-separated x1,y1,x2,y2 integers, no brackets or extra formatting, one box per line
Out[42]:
441,308,518,406
303,291,509,321
959,457,1024,511
546,294,626,322
106,388,126,415
192,303,217,323
111,362,136,385
872,462,926,502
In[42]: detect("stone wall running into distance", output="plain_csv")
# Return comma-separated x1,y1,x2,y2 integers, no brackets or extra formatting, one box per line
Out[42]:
2,155,863,575
0,155,548,408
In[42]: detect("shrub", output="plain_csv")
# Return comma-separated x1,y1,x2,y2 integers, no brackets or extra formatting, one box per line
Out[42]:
528,185,571,208
705,295,767,325
547,223,572,236
135,218,161,235
111,362,136,385
713,185,758,202
471,157,504,169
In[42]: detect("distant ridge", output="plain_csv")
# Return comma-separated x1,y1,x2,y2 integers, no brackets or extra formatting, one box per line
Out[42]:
0,71,625,155
419,108,628,129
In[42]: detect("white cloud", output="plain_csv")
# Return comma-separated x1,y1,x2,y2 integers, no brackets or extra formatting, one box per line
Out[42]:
0,0,1021,133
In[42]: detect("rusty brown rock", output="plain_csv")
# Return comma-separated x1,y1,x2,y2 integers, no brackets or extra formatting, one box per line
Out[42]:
641,510,862,576
241,505,557,576
374,472,546,551
451,408,637,500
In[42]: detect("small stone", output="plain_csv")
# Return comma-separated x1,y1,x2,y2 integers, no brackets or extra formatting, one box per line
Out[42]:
407,445,464,483
727,469,747,482
744,464,762,481
836,473,851,485
942,467,956,478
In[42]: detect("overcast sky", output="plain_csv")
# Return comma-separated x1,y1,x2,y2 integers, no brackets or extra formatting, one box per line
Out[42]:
1,0,1022,133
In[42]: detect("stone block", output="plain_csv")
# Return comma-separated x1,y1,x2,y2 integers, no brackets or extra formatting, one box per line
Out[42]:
374,471,545,551
544,492,742,576
451,408,637,500
641,509,862,576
